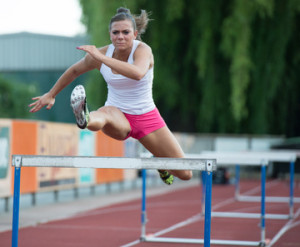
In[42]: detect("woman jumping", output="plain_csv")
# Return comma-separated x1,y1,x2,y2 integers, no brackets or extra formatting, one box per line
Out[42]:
29,7,192,185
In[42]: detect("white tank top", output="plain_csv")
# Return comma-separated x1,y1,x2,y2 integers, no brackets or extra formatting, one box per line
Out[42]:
100,40,155,115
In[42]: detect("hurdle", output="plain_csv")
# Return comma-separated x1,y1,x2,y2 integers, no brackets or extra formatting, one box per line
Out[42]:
201,151,298,217
188,151,298,246
233,151,300,210
11,155,216,247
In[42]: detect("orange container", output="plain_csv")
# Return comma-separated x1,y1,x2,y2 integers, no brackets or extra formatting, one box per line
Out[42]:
11,120,38,194
95,131,124,184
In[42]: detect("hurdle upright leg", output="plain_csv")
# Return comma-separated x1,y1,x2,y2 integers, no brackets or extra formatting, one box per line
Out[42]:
289,161,295,218
12,158,22,247
204,169,212,247
140,169,147,240
235,165,240,199
260,164,266,247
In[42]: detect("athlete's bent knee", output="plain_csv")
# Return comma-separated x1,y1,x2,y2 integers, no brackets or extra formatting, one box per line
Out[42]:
173,170,193,180
182,171,193,180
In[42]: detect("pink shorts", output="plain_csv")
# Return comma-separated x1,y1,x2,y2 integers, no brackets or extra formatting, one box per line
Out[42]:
123,108,166,140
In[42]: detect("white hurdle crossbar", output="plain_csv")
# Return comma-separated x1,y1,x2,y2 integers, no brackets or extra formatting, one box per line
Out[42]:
11,155,216,247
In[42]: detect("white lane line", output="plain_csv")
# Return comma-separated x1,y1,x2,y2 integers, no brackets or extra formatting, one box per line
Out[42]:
267,208,300,247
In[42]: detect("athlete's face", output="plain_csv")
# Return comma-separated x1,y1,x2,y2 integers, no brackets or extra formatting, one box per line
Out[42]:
110,20,138,51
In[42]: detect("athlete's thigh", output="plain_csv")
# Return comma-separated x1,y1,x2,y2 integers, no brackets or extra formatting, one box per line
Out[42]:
139,126,193,180
99,106,131,140
138,126,184,158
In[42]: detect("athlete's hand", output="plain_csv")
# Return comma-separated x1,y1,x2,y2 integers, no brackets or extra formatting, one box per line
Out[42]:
29,93,55,113
77,45,104,62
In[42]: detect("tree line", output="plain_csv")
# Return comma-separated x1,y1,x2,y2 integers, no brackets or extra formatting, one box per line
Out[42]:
6,0,292,137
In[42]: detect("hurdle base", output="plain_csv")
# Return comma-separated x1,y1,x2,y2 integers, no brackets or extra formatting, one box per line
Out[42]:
143,236,260,246
259,241,266,247
211,211,290,220
237,195,300,203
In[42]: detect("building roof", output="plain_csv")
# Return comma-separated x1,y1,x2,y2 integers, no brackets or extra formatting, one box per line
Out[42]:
0,32,89,71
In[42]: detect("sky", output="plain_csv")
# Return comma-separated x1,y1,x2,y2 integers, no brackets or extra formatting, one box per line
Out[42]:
0,0,86,37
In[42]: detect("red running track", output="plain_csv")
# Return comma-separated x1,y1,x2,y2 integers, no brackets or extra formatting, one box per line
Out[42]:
1,179,300,247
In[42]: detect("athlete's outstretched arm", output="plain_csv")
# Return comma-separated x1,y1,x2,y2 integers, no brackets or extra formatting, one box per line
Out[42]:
29,52,101,113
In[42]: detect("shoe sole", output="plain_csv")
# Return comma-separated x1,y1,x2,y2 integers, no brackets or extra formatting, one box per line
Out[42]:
70,85,87,128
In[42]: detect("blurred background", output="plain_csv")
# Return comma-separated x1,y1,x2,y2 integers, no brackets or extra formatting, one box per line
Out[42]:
1,0,299,137
0,0,300,210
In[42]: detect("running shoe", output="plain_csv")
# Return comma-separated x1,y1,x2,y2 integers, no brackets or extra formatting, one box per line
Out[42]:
158,170,174,185
70,85,89,129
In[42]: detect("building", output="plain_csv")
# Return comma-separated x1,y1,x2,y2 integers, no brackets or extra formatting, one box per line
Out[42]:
0,32,90,123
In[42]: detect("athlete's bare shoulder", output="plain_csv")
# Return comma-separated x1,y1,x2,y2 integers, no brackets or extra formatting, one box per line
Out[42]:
137,41,152,53
135,41,154,67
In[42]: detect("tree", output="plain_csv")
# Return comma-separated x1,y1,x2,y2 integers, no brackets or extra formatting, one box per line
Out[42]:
0,76,38,119
79,0,300,136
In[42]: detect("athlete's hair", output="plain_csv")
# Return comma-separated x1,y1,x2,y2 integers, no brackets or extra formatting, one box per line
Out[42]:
109,7,150,40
